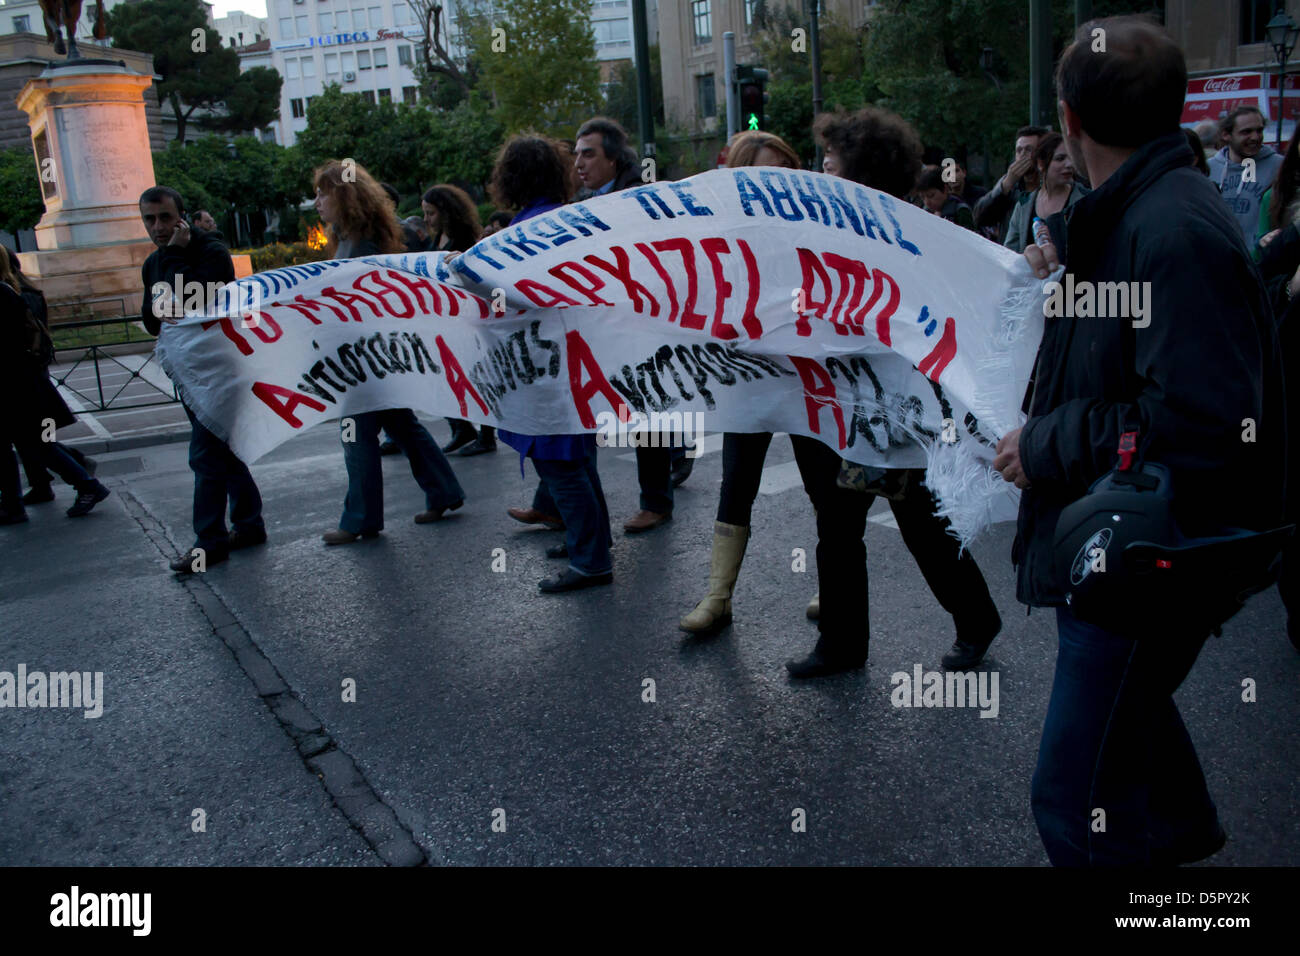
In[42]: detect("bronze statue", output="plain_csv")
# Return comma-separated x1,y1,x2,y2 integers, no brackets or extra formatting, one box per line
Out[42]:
40,0,107,60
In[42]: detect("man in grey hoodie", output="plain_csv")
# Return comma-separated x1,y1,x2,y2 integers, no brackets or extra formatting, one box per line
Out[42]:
1209,106,1283,246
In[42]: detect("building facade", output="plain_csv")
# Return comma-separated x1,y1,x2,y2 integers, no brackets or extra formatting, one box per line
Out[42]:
215,10,268,49
659,0,877,132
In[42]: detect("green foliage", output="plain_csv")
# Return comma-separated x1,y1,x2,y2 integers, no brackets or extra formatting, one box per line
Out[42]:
287,85,504,198
152,135,297,218
601,45,666,141
0,146,44,236
107,0,281,142
470,0,602,138
230,241,331,272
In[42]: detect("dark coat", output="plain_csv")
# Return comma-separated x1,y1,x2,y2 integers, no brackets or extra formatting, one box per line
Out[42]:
1014,131,1286,607
140,230,236,336
1,283,73,434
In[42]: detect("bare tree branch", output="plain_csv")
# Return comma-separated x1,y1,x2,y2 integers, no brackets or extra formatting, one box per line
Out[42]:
407,1,469,95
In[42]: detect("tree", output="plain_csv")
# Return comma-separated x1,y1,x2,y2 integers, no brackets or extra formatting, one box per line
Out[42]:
406,1,475,102
470,0,601,138
107,0,281,142
600,45,665,142
287,85,504,199
0,146,44,245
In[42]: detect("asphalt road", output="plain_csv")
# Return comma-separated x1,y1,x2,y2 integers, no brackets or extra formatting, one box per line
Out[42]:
2,417,1297,866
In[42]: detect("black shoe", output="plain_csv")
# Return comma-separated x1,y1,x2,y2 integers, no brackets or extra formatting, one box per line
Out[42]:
22,486,54,505
66,481,110,517
378,440,401,456
458,436,497,456
942,609,1002,670
0,507,29,525
170,547,229,574
546,543,569,559
786,637,867,679
539,568,612,593
670,454,694,488
228,527,268,551
442,421,477,454
1150,824,1227,866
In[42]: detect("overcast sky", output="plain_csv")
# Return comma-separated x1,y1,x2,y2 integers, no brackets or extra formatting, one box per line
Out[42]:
208,0,269,19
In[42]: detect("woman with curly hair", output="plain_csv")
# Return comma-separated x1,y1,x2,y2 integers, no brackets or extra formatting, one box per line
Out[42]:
313,159,466,545
422,184,496,457
777,107,1001,678
492,134,615,594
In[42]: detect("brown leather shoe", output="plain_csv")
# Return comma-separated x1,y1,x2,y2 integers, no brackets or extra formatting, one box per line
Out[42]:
623,510,672,534
507,506,564,530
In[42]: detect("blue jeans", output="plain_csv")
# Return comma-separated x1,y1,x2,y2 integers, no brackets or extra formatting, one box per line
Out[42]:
532,452,612,576
185,403,263,551
340,409,464,533
1031,606,1220,866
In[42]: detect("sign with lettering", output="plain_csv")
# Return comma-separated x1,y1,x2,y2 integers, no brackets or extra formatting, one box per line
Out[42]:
154,169,1044,539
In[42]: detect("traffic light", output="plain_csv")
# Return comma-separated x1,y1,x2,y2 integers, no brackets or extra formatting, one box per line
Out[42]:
734,65,768,131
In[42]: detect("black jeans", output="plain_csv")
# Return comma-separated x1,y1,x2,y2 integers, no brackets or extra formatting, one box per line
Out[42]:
717,431,776,526
789,439,999,661
185,403,264,550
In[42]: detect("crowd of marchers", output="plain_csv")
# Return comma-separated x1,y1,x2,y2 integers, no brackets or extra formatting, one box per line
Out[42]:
1,15,1295,869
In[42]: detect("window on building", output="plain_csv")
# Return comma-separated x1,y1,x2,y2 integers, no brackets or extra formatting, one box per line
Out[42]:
402,86,418,104
398,44,412,66
318,12,332,31
1241,0,1273,45
290,98,305,118
301,56,317,77
394,5,411,26
358,50,371,69
593,18,630,45
378,88,392,102
696,73,716,118
13,15,30,32
361,89,376,104
306,96,316,107
295,14,309,36
335,10,350,30
374,47,388,68
285,58,301,80
324,52,339,75
369,6,382,28
353,9,367,30
744,0,757,27
342,51,356,71
279,16,293,38
692,2,711,45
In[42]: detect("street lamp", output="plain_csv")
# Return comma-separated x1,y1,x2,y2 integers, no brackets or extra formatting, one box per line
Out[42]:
1267,10,1300,147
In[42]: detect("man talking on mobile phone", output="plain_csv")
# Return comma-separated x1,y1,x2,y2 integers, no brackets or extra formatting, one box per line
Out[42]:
139,186,266,576
997,16,1285,866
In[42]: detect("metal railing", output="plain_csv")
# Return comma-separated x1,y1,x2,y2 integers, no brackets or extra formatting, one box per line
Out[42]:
49,317,178,413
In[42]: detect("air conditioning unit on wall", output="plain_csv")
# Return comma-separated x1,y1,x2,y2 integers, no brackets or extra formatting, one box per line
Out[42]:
343,71,356,82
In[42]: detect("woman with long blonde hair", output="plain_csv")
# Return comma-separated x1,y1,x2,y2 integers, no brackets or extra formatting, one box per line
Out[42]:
312,159,466,545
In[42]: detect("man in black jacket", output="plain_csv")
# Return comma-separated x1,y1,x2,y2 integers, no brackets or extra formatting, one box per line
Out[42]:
140,186,266,575
972,125,1048,243
996,17,1286,866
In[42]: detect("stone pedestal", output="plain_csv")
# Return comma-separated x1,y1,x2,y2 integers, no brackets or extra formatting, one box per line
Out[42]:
16,61,158,324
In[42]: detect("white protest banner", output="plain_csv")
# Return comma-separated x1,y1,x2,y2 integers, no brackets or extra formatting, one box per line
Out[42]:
154,168,1044,541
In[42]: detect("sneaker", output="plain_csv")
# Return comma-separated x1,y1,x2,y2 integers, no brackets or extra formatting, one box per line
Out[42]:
22,486,54,505
66,481,110,517
458,436,497,456
170,547,229,574
670,455,694,487
414,499,464,523
228,527,268,551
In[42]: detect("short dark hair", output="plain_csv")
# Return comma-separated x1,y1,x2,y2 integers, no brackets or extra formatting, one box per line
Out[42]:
1222,105,1265,136
380,182,401,207
1016,125,1050,141
139,186,185,216
1055,15,1185,148
916,166,947,193
489,134,572,210
813,106,923,198
576,116,636,172
488,210,513,229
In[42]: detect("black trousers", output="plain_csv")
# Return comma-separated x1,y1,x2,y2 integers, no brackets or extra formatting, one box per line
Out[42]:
788,438,999,660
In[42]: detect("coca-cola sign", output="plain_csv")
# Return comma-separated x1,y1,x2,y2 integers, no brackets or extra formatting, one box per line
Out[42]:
1204,76,1245,93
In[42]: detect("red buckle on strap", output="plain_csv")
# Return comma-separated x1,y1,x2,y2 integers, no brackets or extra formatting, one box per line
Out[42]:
1117,431,1138,471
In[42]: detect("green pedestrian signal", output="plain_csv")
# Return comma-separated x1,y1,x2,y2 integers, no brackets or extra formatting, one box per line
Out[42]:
734,64,768,132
